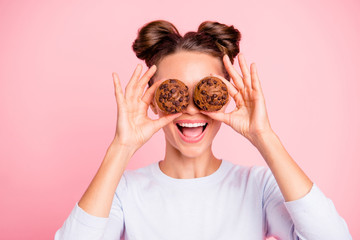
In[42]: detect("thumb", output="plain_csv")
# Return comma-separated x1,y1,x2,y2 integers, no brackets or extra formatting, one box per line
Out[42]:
153,113,182,132
200,111,230,125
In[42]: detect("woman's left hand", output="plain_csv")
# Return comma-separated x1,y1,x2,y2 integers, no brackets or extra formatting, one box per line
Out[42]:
201,53,273,144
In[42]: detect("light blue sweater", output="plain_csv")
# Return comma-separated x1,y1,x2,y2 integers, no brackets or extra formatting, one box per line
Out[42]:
55,159,352,239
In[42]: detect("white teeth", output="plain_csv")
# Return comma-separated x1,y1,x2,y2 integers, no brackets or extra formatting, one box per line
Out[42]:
178,123,207,128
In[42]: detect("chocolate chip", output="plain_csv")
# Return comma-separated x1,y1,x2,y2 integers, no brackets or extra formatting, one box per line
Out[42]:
185,86,188,90
222,94,227,99
175,101,180,107
213,94,217,98
221,86,227,91
180,90,184,95
202,106,208,110
179,97,183,102
170,89,176,93
196,100,200,105
170,79,176,83
201,90,206,95
168,93,172,98
163,84,168,88
217,97,221,100
214,101,219,105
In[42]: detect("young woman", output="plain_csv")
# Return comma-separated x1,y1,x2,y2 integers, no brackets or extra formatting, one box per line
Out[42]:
55,20,352,239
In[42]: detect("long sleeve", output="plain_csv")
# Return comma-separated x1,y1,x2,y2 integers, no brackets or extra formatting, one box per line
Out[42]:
261,168,352,239
54,174,127,240
284,183,352,239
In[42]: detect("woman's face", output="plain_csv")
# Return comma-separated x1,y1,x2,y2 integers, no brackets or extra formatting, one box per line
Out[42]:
151,51,228,158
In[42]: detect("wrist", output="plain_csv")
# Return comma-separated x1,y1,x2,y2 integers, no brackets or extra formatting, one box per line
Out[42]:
109,137,138,157
248,128,277,149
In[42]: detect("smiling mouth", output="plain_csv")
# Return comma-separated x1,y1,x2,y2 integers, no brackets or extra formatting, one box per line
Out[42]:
175,122,208,143
176,123,208,135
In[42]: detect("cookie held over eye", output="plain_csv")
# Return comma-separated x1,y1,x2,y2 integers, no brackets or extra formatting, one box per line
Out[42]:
193,76,229,111
155,79,190,113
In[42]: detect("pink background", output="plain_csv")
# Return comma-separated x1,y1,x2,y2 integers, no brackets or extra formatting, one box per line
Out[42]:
1,0,359,239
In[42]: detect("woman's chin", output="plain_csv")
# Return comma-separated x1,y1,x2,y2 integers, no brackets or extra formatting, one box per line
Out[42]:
175,143,213,159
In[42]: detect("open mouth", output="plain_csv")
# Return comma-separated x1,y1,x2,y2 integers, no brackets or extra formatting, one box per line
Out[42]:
175,121,208,143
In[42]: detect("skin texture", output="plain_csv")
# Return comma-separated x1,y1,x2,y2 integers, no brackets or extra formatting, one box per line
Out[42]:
78,50,313,218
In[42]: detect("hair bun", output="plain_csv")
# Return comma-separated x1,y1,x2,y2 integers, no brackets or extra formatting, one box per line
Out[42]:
197,21,241,61
132,20,181,67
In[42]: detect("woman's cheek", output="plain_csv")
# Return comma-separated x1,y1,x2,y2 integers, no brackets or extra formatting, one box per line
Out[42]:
212,121,222,137
162,122,176,142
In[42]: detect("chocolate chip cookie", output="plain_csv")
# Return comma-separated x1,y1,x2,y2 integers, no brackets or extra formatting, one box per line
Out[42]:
155,79,190,113
193,76,229,111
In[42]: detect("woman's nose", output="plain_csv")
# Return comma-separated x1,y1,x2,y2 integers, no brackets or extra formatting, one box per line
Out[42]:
183,91,200,115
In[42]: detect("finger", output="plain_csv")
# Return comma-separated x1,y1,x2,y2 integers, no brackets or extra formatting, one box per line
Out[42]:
125,64,143,99
112,72,124,104
200,111,231,126
153,113,182,132
223,54,244,90
238,53,252,89
135,65,157,95
250,63,263,92
210,73,245,106
141,80,163,107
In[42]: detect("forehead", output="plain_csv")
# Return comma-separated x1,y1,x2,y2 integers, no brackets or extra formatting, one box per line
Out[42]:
154,51,224,84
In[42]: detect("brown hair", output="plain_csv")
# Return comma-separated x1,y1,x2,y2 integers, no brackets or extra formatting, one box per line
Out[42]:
132,20,241,86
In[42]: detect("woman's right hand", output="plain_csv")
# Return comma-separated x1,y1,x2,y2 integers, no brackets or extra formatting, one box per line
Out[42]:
111,64,181,152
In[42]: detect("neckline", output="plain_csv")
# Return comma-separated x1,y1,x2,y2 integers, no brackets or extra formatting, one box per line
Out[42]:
151,159,231,187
